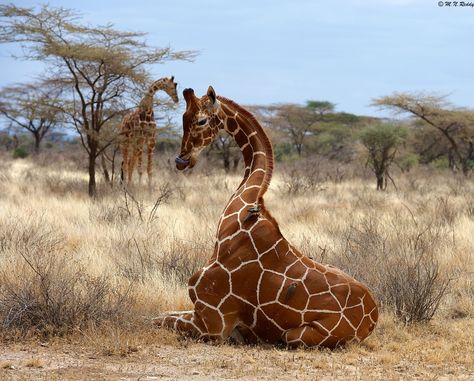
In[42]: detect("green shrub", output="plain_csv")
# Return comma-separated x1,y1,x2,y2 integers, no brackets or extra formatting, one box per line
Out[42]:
12,146,29,159
398,153,419,172
431,157,449,170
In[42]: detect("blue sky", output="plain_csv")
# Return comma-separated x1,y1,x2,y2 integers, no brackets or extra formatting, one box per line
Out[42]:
0,0,473,117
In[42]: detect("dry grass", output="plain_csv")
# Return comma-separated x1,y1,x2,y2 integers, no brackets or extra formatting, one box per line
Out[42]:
0,155,473,379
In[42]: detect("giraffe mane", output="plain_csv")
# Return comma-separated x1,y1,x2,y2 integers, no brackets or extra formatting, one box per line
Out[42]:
217,96,274,199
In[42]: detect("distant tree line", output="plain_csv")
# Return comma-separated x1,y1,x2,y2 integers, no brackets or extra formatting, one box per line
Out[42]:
0,4,473,193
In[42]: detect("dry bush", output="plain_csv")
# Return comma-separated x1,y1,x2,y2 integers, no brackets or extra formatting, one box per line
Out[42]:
41,174,86,197
109,227,208,286
93,183,174,224
279,166,325,195
0,218,133,336
333,211,453,323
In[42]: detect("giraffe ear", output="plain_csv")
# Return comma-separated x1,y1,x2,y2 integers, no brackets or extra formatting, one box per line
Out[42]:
207,86,216,105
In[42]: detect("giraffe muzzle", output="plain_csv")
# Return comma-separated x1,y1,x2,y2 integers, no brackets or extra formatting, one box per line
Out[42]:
175,155,190,170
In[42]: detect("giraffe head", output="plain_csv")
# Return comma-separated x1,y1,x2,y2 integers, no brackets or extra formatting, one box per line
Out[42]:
153,76,179,103
175,86,224,170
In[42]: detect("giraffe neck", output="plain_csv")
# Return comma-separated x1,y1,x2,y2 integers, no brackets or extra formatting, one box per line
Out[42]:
139,80,166,110
218,97,274,207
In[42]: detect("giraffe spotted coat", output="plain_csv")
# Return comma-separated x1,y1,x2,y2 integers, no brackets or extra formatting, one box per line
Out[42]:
155,87,378,348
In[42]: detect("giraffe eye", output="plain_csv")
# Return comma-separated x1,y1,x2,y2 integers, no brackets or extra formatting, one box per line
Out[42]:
197,118,207,126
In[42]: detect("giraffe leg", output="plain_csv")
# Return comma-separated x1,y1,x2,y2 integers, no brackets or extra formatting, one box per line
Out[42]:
282,321,343,349
153,311,207,339
128,143,140,185
146,137,155,189
154,307,241,342
121,142,129,184
137,143,144,186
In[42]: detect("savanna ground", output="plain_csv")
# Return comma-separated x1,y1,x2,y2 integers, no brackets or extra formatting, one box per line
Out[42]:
0,153,473,380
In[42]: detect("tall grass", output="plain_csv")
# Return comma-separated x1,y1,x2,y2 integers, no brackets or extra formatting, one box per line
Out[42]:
0,156,473,336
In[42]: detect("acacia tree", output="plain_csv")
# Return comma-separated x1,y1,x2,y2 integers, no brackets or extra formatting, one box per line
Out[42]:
0,4,195,196
360,124,407,191
208,131,240,172
0,81,62,153
373,93,474,175
258,100,335,157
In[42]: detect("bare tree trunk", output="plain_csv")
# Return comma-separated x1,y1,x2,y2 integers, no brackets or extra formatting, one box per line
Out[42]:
232,156,240,172
88,140,98,197
376,173,384,191
296,143,303,157
12,135,18,150
33,131,41,154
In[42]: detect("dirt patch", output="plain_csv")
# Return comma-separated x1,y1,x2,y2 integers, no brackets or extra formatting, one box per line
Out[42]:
1,322,473,381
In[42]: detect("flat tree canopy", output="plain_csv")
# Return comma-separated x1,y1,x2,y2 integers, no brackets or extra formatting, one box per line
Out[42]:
373,92,474,175
360,124,407,190
0,4,196,196
0,80,63,153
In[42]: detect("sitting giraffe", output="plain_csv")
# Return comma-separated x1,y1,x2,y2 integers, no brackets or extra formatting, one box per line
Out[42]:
120,76,179,185
154,87,378,348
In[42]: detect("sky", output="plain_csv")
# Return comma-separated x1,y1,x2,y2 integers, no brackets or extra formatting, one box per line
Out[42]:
0,0,473,118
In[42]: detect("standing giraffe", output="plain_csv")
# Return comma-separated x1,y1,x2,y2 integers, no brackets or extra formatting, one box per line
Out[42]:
154,87,378,348
120,76,179,185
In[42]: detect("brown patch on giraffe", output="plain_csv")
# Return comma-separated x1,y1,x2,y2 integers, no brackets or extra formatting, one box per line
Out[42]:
285,261,308,279
299,255,318,270
219,231,259,262
278,280,309,311
260,250,295,273
231,262,262,306
194,266,230,306
344,303,364,326
188,269,203,289
253,309,285,342
312,313,342,333
287,325,329,348
189,287,197,303
223,196,245,215
218,221,245,241
324,270,348,286
240,186,259,204
258,271,285,304
241,144,253,162
302,270,329,295
245,170,265,188
250,221,282,253
233,128,248,147
332,316,357,340
222,245,259,272
308,292,341,312
194,302,223,335
358,314,377,338
260,303,302,330
226,117,239,134
221,102,235,117
331,283,351,308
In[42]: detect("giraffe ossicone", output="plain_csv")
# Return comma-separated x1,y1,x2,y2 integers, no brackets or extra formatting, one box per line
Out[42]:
155,86,378,348
120,76,179,186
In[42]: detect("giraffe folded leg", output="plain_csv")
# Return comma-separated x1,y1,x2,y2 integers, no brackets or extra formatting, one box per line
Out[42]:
282,325,327,348
282,320,351,349
154,308,242,343
153,310,206,339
